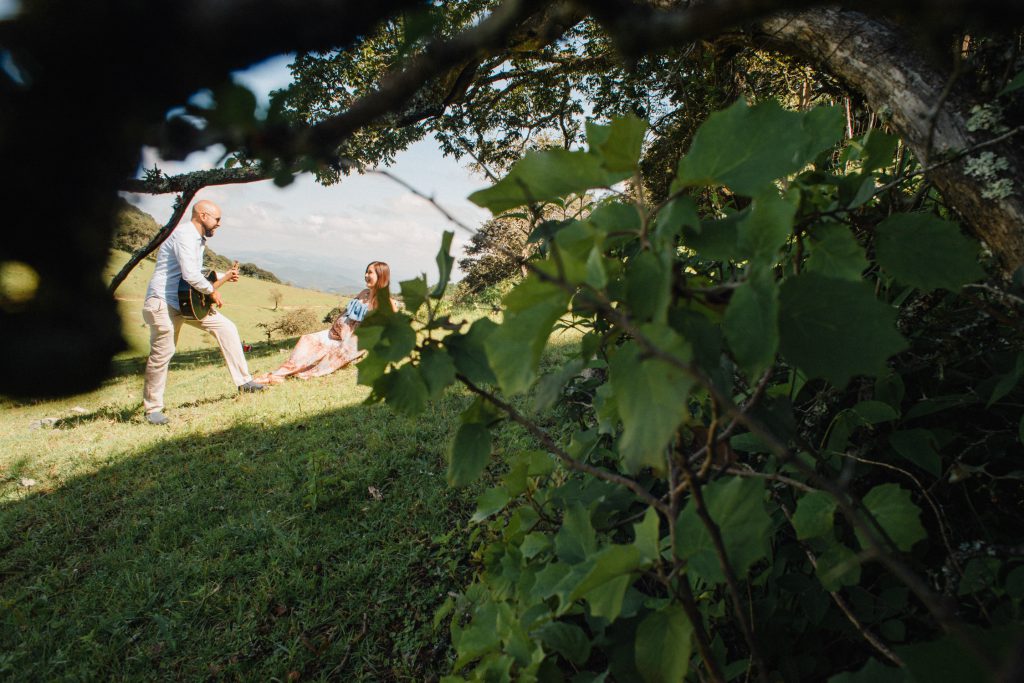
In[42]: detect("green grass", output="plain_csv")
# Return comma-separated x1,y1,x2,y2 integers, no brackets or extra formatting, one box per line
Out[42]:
0,259,581,680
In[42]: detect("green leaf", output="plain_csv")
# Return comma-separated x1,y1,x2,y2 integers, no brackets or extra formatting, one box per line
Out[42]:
361,311,417,362
676,477,772,583
452,602,500,671
446,318,499,385
625,250,672,323
988,351,1024,407
469,150,614,214
587,115,649,173
897,628,1024,683
791,490,838,540
609,331,694,474
849,400,900,425
1000,70,1024,96
723,269,779,377
471,486,511,523
635,605,693,683
399,276,428,313
888,430,942,477
537,621,591,666
779,273,907,387
447,423,493,487
875,213,984,291
633,507,661,563
654,196,699,247
805,225,868,281
957,557,1002,596
816,539,862,591
856,483,927,552
485,277,569,394
682,212,743,262
432,230,455,298
568,545,642,606
419,345,457,399
371,363,428,417
584,574,633,624
737,189,797,263
675,99,844,196
555,503,597,565
860,130,900,174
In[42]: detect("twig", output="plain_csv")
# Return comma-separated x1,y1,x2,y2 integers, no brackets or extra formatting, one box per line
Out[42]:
455,373,669,515
679,458,771,683
109,188,198,293
778,503,905,667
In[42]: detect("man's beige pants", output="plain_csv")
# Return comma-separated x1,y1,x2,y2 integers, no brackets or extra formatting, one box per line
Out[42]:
142,295,253,414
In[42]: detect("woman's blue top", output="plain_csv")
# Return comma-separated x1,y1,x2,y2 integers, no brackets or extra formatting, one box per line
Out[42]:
344,298,369,322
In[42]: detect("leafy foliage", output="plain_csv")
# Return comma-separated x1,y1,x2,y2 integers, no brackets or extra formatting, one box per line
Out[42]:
356,95,1024,682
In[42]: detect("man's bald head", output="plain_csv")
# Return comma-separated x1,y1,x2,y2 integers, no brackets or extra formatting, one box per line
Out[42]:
191,199,223,238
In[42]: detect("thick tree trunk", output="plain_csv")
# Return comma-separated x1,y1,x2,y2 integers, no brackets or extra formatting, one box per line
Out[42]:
753,9,1024,275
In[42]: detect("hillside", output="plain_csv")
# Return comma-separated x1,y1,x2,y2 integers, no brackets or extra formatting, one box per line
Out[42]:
113,199,282,284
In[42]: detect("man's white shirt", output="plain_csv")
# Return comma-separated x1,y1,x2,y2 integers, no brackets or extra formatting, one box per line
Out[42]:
145,222,215,311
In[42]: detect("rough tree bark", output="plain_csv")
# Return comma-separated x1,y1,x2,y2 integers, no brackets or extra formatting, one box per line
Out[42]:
753,9,1024,274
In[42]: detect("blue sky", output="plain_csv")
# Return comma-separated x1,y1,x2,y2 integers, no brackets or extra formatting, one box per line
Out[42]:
124,56,492,292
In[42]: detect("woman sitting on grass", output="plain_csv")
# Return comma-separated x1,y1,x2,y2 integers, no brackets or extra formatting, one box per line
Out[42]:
254,261,394,383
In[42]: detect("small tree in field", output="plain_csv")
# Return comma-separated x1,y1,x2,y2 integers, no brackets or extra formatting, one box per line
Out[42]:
256,308,318,343
269,288,284,311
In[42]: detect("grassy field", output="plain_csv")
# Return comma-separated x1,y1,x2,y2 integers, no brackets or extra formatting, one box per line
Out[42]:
1,256,551,680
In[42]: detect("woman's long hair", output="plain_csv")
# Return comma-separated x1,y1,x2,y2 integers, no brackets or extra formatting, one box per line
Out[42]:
365,261,391,310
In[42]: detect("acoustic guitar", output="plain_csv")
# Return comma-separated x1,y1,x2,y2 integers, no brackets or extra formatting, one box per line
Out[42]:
177,261,238,320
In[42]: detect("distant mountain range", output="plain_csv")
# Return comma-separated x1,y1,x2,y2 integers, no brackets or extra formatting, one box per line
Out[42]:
113,199,283,284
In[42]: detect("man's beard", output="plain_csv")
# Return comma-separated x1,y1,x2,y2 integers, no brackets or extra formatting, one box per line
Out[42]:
203,226,215,237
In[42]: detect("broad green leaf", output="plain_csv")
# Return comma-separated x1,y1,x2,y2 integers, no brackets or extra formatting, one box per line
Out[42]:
888,430,942,477
552,220,602,285
988,351,1024,407
791,490,838,540
372,363,428,417
587,115,649,172
584,574,632,623
898,628,1024,683
609,331,694,474
849,400,900,424
470,150,613,214
654,196,699,247
779,273,907,387
682,212,743,262
675,477,772,583
537,621,591,666
567,545,642,605
856,483,926,552
723,268,779,377
624,250,672,323
555,503,597,565
635,605,693,683
521,532,551,560
431,230,455,298
362,311,417,362
875,214,984,291
419,345,456,398
1000,70,1024,96
805,225,868,281
737,189,797,263
447,423,493,487
399,276,428,313
471,486,511,523
957,557,1001,596
633,507,661,563
485,277,569,394
816,539,862,591
860,130,900,174
446,317,499,385
675,99,844,196
452,601,500,671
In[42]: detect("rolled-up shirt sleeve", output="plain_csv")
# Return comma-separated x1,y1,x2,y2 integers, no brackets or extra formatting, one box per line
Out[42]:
173,231,215,295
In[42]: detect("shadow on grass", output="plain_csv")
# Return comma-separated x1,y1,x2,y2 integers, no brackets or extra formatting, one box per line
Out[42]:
109,340,291,382
0,400,479,681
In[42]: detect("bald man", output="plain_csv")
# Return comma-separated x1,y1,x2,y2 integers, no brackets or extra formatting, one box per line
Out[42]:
141,199,266,425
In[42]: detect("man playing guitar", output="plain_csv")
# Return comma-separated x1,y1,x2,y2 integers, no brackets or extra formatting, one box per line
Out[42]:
141,199,267,425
